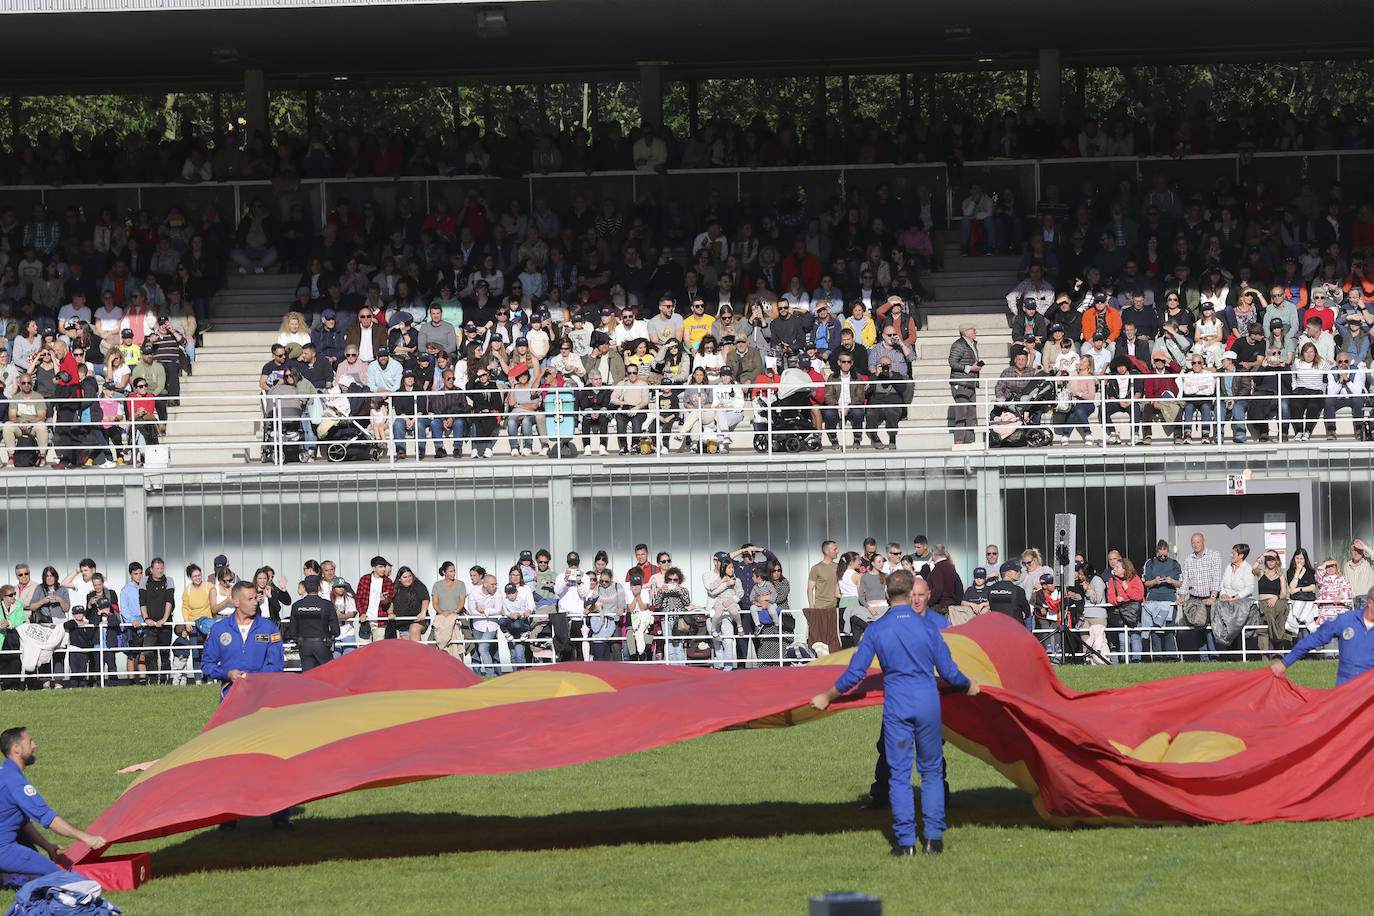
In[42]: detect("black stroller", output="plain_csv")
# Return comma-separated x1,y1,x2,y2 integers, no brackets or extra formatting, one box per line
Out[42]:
321,384,382,462
988,377,1056,448
753,369,823,453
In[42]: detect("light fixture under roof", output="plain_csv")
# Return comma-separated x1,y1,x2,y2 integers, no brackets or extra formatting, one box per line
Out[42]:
476,5,507,38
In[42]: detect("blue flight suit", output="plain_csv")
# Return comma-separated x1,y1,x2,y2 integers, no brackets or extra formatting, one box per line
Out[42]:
868,611,951,804
201,614,285,699
832,604,970,845
0,759,59,879
1283,610,1374,685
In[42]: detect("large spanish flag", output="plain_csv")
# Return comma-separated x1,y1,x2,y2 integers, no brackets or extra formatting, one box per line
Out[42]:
67,613,1374,864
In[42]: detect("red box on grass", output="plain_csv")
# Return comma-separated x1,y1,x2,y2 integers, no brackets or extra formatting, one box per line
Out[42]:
70,853,152,891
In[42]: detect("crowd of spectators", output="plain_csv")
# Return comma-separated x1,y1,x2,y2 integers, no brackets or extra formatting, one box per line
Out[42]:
1,96,1370,187
9,96,1374,466
951,166,1374,445
5,530,1368,687
0,198,227,466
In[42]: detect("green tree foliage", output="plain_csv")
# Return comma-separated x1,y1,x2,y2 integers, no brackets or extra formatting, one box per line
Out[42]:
5,61,1373,148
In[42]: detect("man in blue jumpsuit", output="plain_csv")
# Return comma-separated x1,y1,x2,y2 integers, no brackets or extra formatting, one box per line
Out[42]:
811,571,980,855
1,727,106,883
1271,587,1374,685
201,581,289,830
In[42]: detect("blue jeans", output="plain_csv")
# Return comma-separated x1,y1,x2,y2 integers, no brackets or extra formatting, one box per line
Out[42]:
231,246,279,271
301,419,317,447
1184,400,1214,435
1141,601,1179,660
507,409,536,451
391,417,437,455
475,629,499,676
1063,401,1093,439
666,639,686,664
1222,401,1247,442
505,639,528,673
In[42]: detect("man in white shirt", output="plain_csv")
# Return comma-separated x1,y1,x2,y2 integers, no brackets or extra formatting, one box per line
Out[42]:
710,365,746,451
692,221,729,261
1005,263,1055,317
1323,353,1367,440
61,559,97,610
466,574,502,677
58,290,92,326
554,551,593,661
611,307,650,350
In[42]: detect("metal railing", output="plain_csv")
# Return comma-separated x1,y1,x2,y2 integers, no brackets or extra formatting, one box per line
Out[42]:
0,605,1341,687
2,368,1370,469
3,148,1370,239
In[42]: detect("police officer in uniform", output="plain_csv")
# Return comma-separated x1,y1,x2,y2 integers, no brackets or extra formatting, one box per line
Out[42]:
1272,586,1374,685
812,571,980,856
1,726,106,881
287,575,339,672
987,561,1031,624
201,581,291,830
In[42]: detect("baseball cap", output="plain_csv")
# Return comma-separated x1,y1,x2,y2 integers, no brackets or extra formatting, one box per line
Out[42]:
213,554,229,571
714,551,731,563
321,308,337,319
121,328,134,338
1092,329,1107,341
515,337,528,347
303,574,322,590
390,311,413,326
719,365,733,375
1048,322,1063,332
139,343,155,354
1039,571,1054,583
973,567,987,578
519,549,533,562
376,346,389,356
63,318,79,330
1221,350,1238,361
464,321,479,332
504,583,519,594
999,561,1019,574
566,551,580,567
1269,317,1285,329
628,569,644,585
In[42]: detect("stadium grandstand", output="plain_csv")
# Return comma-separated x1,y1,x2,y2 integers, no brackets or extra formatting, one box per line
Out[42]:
3,0,1374,689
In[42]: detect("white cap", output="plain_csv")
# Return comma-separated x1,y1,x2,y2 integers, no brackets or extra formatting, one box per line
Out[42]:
1221,350,1238,361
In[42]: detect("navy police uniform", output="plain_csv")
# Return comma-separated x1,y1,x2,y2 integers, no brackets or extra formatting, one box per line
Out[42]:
201,614,285,698
0,759,58,879
1283,610,1374,685
832,604,971,846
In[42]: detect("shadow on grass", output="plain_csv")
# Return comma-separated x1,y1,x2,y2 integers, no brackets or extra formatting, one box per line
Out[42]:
151,788,1046,877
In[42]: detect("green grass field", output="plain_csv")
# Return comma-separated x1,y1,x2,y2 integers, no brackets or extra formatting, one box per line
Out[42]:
5,660,1367,915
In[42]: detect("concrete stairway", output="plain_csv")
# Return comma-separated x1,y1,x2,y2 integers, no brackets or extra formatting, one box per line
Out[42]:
164,275,294,466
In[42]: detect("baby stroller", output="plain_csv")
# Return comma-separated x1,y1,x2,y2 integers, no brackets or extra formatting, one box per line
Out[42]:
753,368,822,452
988,377,1056,448
260,402,314,465
323,418,381,462
319,383,382,462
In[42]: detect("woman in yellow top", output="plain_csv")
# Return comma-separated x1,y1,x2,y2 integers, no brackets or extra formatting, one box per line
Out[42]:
181,563,214,628
844,302,878,347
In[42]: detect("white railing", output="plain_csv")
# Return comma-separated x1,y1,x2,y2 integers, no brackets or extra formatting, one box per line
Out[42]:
2,368,1368,469
0,609,1339,687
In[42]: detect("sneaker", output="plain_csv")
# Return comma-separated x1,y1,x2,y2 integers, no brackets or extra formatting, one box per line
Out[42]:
1059,434,1070,445
434,447,448,459
1327,432,1338,441
484,447,494,458
1142,436,1152,445
1173,435,1183,445
1083,436,1096,446
1107,432,1121,445
237,266,248,275
254,266,265,275
598,445,607,456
